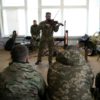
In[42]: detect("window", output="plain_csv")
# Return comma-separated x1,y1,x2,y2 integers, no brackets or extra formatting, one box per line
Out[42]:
64,0,87,6
88,0,99,34
64,8,87,36
1,0,99,37
27,0,38,36
2,0,24,7
3,9,26,36
42,0,60,6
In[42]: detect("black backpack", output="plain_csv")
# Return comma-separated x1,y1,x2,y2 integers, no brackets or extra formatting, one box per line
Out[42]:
5,38,15,51
4,32,17,51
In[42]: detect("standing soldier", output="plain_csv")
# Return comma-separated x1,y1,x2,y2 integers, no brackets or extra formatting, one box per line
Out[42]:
35,12,63,65
30,20,40,49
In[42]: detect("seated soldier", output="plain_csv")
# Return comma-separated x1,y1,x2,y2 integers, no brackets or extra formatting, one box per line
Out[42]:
47,46,94,100
0,44,46,100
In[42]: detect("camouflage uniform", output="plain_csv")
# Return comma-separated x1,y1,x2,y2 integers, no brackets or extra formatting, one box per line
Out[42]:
37,21,59,63
47,46,93,100
30,25,40,48
0,62,46,100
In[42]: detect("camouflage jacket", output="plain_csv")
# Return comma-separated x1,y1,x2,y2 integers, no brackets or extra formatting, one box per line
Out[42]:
39,20,59,40
0,62,46,100
30,25,40,38
47,46,93,100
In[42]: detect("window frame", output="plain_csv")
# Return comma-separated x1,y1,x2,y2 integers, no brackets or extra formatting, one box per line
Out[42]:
0,0,99,37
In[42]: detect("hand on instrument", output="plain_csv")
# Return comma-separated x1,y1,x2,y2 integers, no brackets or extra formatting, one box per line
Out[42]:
45,23,51,28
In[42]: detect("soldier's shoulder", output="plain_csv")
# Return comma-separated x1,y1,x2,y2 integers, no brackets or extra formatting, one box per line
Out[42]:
31,24,34,27
39,21,46,24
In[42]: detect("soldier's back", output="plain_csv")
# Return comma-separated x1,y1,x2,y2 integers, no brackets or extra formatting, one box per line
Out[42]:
47,46,93,100
0,62,46,100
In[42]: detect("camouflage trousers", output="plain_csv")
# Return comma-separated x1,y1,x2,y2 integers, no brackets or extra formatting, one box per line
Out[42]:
37,37,54,63
31,37,40,49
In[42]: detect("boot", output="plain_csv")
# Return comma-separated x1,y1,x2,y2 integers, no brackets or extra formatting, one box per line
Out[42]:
49,61,52,65
35,60,41,65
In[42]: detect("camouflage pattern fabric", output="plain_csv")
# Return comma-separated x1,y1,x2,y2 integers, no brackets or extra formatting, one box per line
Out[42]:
47,46,93,100
30,25,40,48
37,21,59,63
30,25,40,38
0,62,46,100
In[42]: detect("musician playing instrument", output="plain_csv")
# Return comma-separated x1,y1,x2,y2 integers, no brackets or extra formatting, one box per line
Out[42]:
35,12,63,65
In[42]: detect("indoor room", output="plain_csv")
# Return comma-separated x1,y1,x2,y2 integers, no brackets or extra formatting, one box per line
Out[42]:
0,0,100,100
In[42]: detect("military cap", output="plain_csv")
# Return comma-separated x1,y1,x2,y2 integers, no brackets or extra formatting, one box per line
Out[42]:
56,46,86,66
